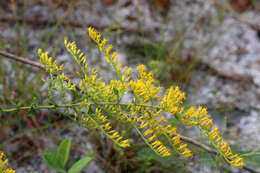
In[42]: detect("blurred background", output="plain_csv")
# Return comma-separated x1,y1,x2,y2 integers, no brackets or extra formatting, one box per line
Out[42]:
1,0,260,172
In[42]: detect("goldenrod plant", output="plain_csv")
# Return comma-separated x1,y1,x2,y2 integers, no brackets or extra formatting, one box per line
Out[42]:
0,151,15,173
1,27,245,170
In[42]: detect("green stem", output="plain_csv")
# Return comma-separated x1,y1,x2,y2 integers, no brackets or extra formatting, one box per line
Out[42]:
2,103,81,113
1,102,163,113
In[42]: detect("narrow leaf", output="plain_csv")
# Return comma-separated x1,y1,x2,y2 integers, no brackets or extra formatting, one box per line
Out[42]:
43,153,65,172
56,138,72,167
113,88,119,96
68,157,92,173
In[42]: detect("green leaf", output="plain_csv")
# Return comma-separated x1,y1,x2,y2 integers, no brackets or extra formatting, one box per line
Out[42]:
6,98,17,106
136,148,185,171
88,107,94,114
68,157,92,173
113,88,119,96
244,154,260,166
56,138,72,167
209,89,218,95
48,98,58,108
72,90,80,100
43,153,65,173
27,104,36,117
0,107,3,115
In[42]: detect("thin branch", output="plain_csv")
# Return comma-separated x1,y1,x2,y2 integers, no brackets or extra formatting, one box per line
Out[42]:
180,135,217,154
242,165,260,173
1,103,81,113
0,50,80,91
0,50,45,70
179,135,259,173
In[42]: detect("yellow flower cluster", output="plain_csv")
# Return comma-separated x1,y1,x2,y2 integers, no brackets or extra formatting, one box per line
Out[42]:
38,26,245,169
38,49,64,74
118,101,191,158
39,37,131,149
95,108,130,148
0,151,15,173
160,86,185,114
64,40,88,74
182,106,245,168
64,39,128,103
125,108,172,157
170,135,191,158
152,118,193,158
88,27,105,51
38,49,76,92
129,65,161,103
75,107,130,148
88,27,131,82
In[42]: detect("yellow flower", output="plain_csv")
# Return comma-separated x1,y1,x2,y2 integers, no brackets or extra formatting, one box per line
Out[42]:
5,169,16,173
95,108,130,148
182,148,193,158
160,86,185,114
0,151,15,173
208,128,221,142
172,135,181,146
88,27,102,45
151,140,171,157
144,129,153,136
230,156,245,168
